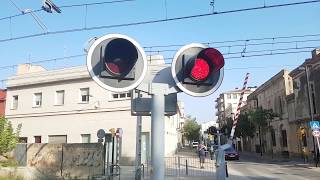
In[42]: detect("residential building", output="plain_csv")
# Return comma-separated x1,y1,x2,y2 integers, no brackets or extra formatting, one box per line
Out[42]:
245,69,294,158
6,60,184,165
287,49,320,160
215,87,256,127
0,89,6,116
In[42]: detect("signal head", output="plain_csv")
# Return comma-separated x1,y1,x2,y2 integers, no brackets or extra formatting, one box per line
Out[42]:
171,43,224,97
86,34,147,92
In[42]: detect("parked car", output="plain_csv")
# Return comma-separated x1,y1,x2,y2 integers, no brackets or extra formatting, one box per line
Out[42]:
192,141,199,148
224,147,239,160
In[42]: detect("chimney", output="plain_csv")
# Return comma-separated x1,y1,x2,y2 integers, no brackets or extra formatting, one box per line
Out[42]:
312,48,320,59
17,64,46,75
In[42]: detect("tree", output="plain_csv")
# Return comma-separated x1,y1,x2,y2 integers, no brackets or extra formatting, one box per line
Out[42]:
248,107,277,156
0,117,21,156
236,113,256,138
248,108,276,128
183,115,201,142
221,113,255,138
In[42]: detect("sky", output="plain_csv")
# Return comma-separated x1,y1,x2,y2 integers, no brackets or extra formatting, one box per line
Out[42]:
0,0,319,123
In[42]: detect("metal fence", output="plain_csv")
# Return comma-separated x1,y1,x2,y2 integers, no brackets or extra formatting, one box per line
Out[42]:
165,157,215,177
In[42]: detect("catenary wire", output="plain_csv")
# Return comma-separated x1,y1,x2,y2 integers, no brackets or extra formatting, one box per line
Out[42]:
0,46,317,71
0,0,319,43
0,0,136,21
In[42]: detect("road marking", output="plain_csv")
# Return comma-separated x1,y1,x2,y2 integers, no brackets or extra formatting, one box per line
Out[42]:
227,165,251,180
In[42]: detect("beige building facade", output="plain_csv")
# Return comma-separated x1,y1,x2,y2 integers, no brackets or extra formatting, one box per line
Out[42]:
6,63,184,165
245,70,294,157
287,49,320,160
215,87,256,128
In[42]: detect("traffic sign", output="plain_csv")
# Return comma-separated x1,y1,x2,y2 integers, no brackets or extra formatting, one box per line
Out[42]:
312,130,320,137
116,128,123,138
97,129,106,139
309,121,320,130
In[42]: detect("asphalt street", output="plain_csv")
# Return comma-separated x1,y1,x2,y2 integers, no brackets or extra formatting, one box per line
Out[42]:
119,149,320,179
227,153,320,180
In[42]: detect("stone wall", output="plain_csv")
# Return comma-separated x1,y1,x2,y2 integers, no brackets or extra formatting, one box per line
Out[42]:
14,143,104,179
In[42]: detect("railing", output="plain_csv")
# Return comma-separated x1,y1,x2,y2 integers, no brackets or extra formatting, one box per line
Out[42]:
165,156,215,177
109,164,121,180
135,163,145,179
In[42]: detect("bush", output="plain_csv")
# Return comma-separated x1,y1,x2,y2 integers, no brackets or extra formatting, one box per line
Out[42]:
0,117,21,156
0,158,18,167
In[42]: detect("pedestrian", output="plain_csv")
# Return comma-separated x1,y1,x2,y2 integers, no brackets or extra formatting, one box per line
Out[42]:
198,143,206,169
210,145,214,160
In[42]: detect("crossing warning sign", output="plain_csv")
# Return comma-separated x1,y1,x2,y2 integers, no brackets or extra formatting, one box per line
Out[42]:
310,121,320,130
312,130,320,137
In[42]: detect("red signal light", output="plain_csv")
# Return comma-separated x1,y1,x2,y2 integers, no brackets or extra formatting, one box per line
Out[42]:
171,43,225,97
199,48,224,73
190,58,210,81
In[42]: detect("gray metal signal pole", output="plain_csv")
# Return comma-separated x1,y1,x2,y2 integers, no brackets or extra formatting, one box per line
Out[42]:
151,84,166,180
135,115,142,179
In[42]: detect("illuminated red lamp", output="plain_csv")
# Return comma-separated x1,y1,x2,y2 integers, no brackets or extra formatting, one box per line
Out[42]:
190,58,210,81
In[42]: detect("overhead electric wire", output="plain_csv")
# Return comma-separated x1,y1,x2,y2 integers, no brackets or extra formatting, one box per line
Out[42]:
0,54,85,70
0,0,319,43
144,34,320,49
0,0,136,21
0,46,317,72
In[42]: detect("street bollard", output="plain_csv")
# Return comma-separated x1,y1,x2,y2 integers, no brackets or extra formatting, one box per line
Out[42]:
225,162,229,177
178,156,181,176
186,159,188,176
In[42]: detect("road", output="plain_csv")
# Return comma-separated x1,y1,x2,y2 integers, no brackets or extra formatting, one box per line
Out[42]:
227,153,320,180
119,149,320,179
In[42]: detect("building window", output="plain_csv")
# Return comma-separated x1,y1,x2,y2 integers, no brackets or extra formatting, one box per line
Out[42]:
271,129,276,147
48,135,67,143
227,94,231,99
111,92,131,100
81,134,91,143
281,130,288,147
310,83,317,114
55,90,65,105
233,94,237,99
34,136,41,143
279,96,283,115
11,95,18,110
18,137,27,143
33,93,42,107
80,88,89,103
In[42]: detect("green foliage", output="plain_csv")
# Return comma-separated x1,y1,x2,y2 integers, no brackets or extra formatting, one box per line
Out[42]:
183,115,201,142
221,117,233,136
249,107,277,128
221,108,277,143
0,117,21,155
0,158,18,167
0,172,24,180
236,114,256,138
221,114,255,138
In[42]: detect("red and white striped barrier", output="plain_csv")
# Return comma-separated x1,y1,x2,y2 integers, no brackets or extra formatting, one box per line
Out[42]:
229,73,250,140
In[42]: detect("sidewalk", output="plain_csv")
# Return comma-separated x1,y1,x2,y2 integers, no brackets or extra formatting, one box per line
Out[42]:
240,151,320,169
118,166,216,180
